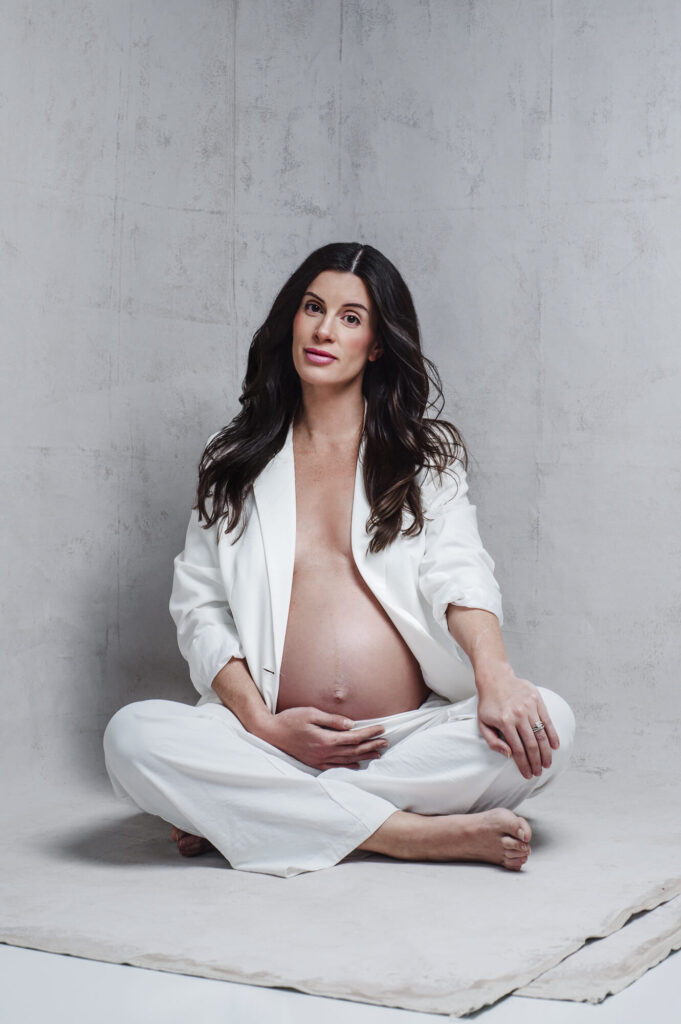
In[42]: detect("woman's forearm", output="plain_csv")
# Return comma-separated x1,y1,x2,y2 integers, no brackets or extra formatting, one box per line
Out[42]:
211,658,275,738
445,603,560,775
444,605,513,690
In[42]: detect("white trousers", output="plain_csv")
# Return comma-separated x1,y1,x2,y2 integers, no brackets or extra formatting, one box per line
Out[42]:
103,687,576,878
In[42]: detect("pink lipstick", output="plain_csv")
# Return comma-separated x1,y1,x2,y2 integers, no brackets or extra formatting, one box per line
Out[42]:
304,348,336,365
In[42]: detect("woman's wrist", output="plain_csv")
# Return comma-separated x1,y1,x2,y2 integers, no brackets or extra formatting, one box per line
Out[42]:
247,706,279,742
211,658,277,738
445,606,513,692
474,658,516,694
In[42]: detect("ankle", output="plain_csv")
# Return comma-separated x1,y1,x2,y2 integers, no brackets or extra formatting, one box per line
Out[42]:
360,811,422,859
391,813,431,860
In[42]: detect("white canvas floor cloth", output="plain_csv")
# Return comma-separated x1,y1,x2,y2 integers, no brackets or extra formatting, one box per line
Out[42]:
516,893,681,1003
1,767,679,1017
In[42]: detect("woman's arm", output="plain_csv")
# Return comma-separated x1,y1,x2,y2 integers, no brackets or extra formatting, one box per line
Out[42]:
169,507,246,699
417,461,503,636
445,605,559,779
211,657,274,734
418,461,558,778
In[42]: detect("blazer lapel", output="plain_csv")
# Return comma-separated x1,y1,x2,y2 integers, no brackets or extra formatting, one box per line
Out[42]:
252,422,296,674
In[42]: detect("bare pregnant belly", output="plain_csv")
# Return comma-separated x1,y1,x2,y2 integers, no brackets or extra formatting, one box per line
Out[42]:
277,557,431,720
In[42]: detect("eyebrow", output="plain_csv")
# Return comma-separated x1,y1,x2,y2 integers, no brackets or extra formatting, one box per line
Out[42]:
304,290,369,313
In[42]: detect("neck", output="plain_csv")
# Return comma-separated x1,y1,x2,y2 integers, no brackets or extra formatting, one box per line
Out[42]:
295,383,365,445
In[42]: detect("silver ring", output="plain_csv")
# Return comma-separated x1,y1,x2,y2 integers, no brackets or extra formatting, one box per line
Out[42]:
532,720,545,734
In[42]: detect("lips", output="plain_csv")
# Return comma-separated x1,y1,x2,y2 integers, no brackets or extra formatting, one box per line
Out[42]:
304,348,337,365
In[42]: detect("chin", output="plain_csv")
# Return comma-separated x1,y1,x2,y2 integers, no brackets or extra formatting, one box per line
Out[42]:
294,356,337,381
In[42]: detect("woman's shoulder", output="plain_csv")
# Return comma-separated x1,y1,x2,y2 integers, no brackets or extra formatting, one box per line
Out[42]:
417,456,469,512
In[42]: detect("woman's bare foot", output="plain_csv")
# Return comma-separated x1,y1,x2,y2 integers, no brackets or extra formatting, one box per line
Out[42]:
170,826,216,857
359,808,532,871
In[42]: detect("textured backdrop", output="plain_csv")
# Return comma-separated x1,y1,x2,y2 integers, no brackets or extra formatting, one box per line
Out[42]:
1,0,680,787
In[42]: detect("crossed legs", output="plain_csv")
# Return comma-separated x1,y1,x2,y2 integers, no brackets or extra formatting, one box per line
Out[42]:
105,688,575,877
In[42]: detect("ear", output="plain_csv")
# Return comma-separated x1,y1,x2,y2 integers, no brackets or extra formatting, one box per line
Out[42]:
368,341,383,362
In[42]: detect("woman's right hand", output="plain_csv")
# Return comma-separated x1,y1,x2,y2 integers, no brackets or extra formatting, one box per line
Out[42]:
263,707,388,770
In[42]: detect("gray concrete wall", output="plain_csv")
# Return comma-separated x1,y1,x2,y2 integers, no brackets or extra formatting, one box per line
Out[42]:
2,0,679,784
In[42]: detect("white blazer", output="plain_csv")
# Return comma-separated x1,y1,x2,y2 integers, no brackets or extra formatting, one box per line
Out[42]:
169,418,503,711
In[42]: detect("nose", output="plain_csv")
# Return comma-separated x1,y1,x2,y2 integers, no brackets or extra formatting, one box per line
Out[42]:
314,311,336,342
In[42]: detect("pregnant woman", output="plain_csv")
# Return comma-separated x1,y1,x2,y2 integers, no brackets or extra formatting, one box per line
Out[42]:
103,241,576,878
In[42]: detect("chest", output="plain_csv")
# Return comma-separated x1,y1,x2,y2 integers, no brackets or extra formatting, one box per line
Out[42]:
293,444,357,559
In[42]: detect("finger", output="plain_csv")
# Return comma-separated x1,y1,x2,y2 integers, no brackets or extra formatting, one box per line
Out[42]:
326,749,383,765
332,724,386,746
351,738,389,757
312,710,356,731
478,721,512,759
505,728,533,779
536,695,560,751
517,720,543,776
534,724,553,769
328,740,387,760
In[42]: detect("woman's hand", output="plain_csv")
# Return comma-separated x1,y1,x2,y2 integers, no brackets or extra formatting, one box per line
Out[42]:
263,706,388,770
476,668,560,780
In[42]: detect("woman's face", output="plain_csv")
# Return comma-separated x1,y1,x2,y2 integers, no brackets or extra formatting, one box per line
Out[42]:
291,270,382,388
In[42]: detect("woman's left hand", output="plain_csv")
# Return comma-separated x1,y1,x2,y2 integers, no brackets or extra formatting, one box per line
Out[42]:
476,669,560,779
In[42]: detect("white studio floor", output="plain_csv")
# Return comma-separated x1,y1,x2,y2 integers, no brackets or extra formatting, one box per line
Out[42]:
3,766,679,1019
2,943,680,1024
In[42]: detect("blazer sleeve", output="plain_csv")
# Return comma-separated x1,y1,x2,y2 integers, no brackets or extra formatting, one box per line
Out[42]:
418,461,503,636
169,504,245,699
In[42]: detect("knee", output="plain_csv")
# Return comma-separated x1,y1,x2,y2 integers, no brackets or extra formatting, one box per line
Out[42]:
103,700,168,770
536,687,577,766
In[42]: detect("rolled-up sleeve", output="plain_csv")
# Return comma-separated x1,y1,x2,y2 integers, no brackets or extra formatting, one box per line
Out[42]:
169,506,245,698
418,462,503,636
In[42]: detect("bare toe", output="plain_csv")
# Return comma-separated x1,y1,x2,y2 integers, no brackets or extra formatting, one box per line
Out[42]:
177,834,211,857
502,836,530,855
171,826,215,857
513,815,532,844
482,810,532,871
504,845,530,862
503,847,530,871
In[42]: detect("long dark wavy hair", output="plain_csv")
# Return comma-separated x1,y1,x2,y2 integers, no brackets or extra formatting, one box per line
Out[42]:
196,241,467,553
